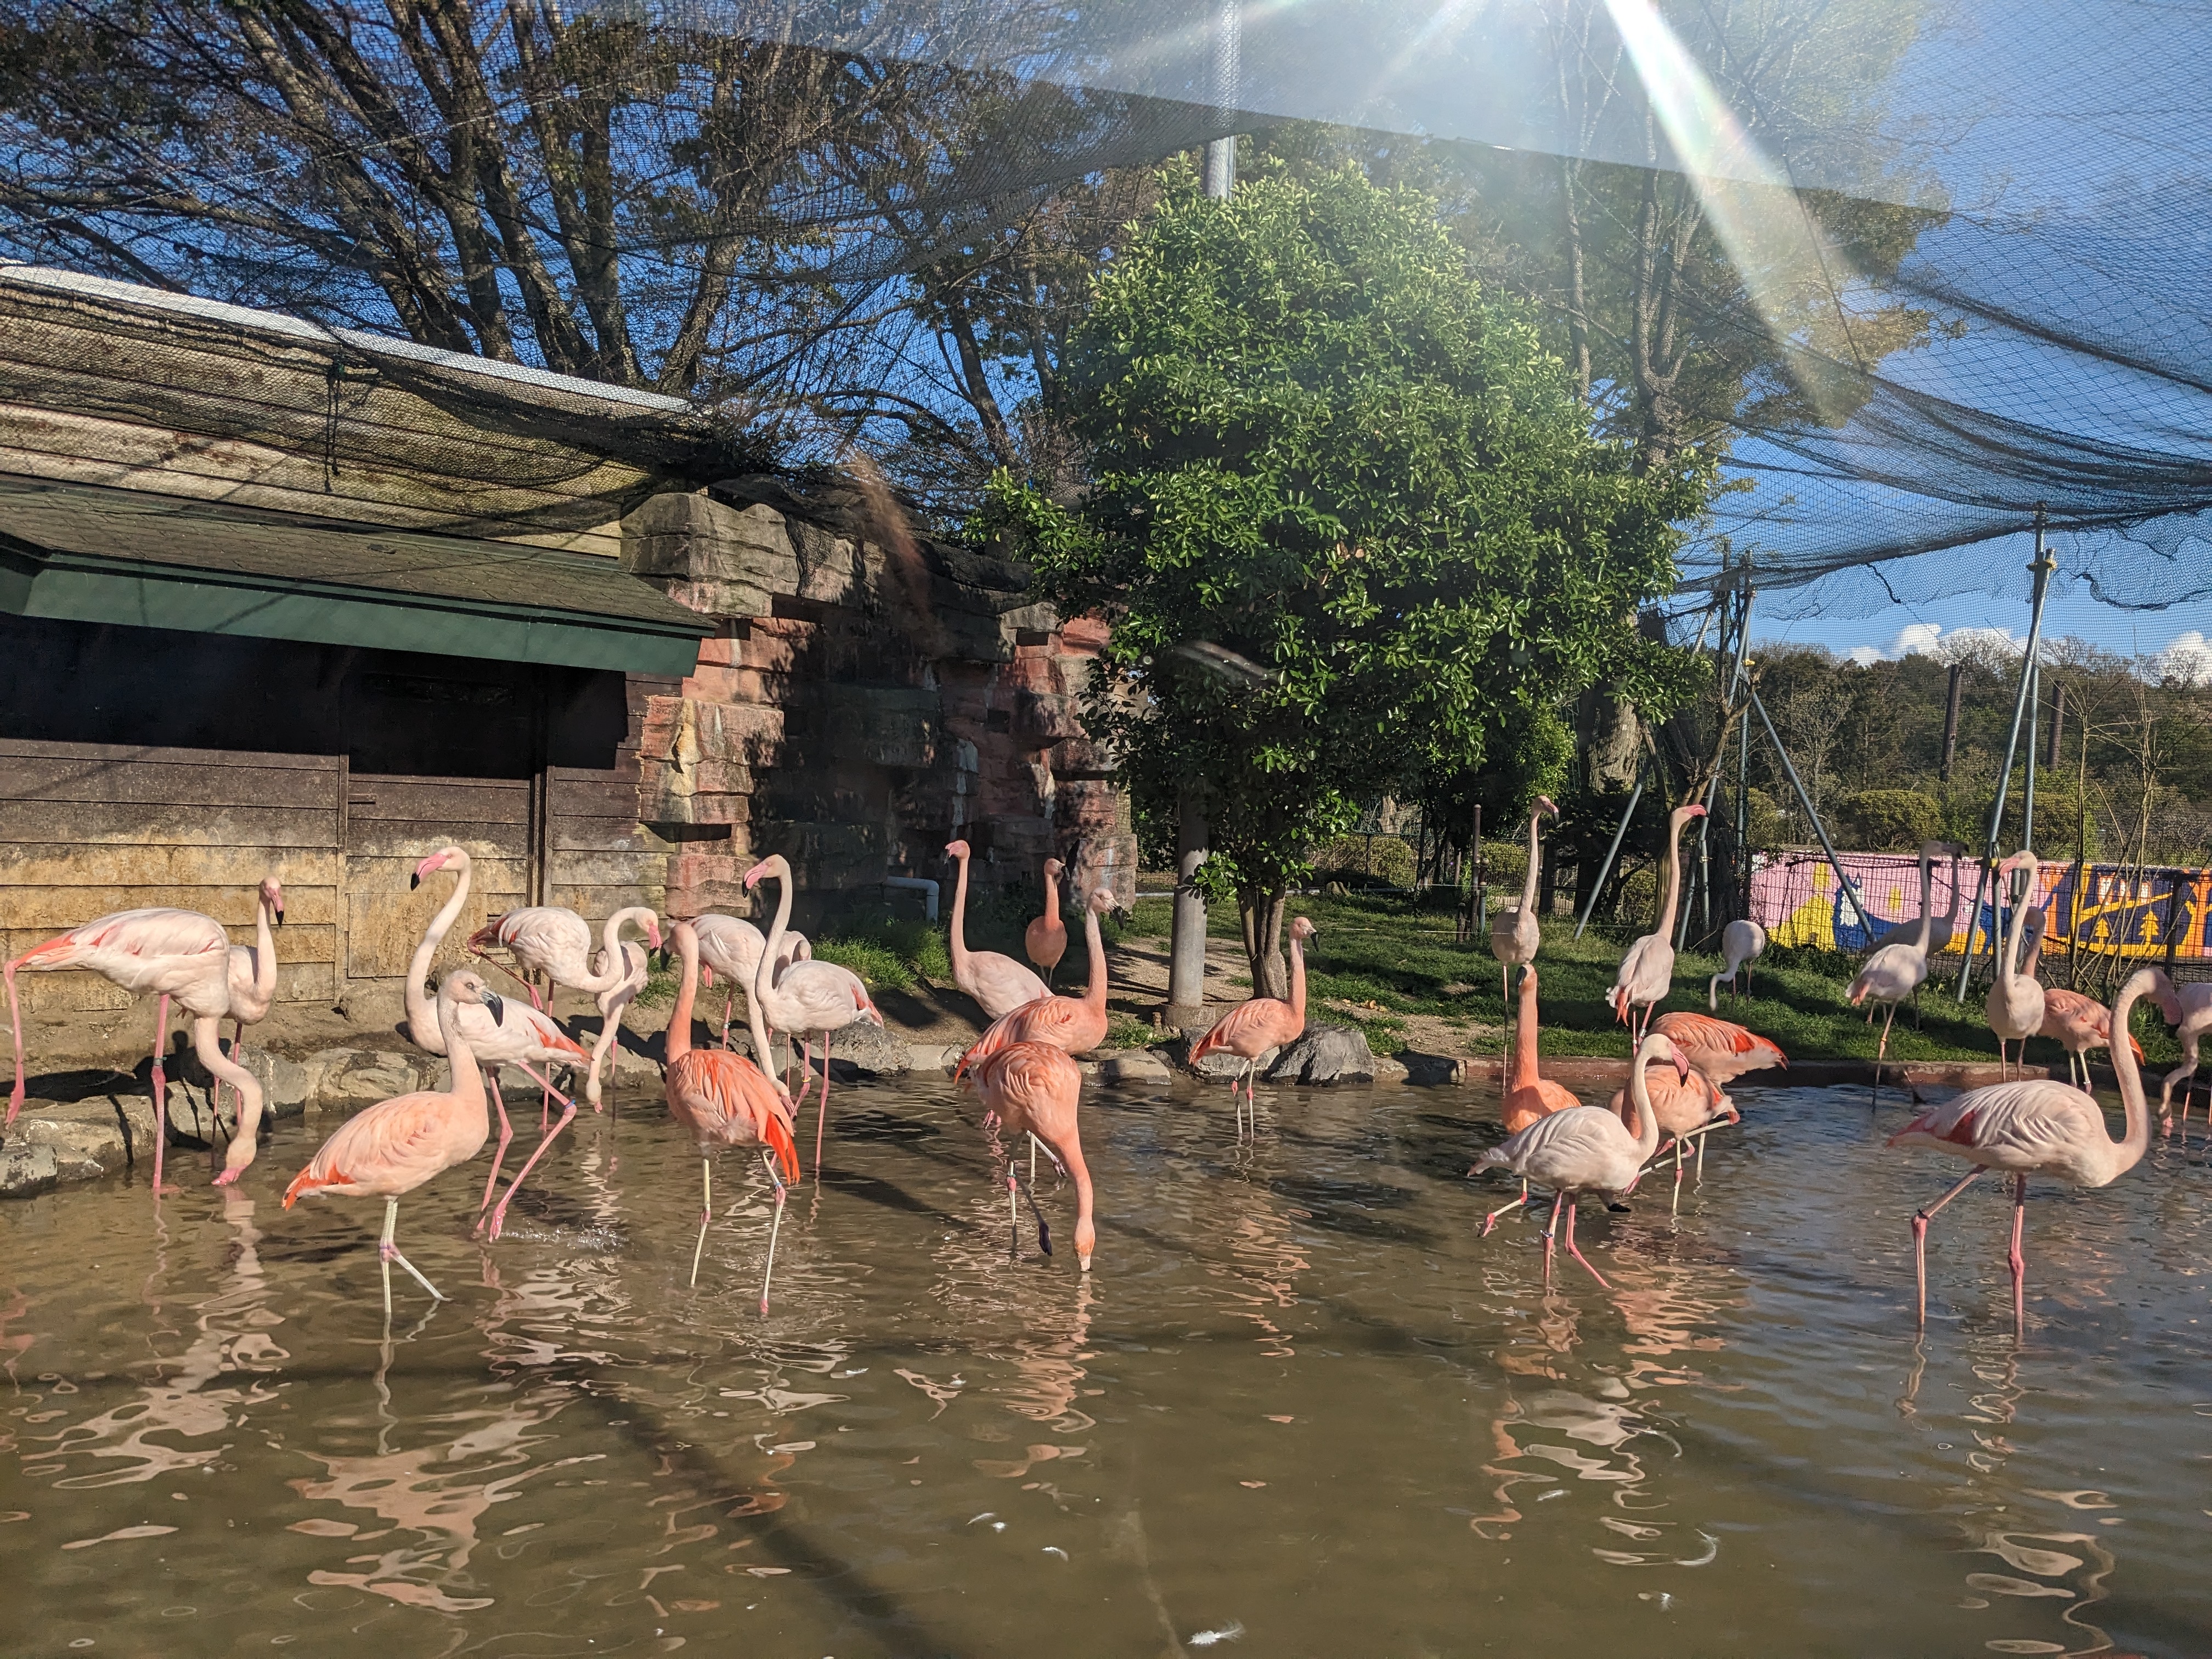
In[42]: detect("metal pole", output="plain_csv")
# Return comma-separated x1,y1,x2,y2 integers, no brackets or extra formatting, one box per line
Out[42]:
2021,659,2040,854
1939,663,1963,784
1747,685,1875,938
1575,765,1646,940
1681,582,1757,949
1203,0,1239,198
1955,510,2057,1000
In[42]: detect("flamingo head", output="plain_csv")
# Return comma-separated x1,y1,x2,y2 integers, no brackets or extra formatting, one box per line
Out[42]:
1289,916,1317,942
1075,1214,1096,1272
1677,803,1708,823
441,968,504,1026
411,846,464,889
644,914,665,951
1535,794,1558,819
1640,1032,1691,1084
1089,885,1118,915
741,855,791,891
1045,857,1065,878
945,839,971,861
259,876,285,925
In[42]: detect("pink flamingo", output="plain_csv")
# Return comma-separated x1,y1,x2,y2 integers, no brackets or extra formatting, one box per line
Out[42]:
1608,1038,1737,1215
972,1040,1096,1269
2148,968,2212,1136
1477,963,1583,1231
1708,918,1767,1007
1847,839,1962,1079
1888,967,2157,1331
664,919,801,1302
2018,916,2143,1088
8,899,268,1193
1651,1011,1786,1088
1984,852,2048,1080
1607,803,1707,1041
208,876,285,1138
1025,857,1070,988
403,848,594,1239
1476,1032,1688,1285
742,854,884,1176
580,907,663,1107
1189,916,1315,1138
692,913,810,1049
283,969,505,1317
945,839,1049,1019
957,886,1116,1077
1489,797,1557,1006
467,902,658,1013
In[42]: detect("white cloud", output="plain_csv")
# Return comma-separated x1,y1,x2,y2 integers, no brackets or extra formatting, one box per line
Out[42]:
1841,620,2016,666
2155,629,2212,685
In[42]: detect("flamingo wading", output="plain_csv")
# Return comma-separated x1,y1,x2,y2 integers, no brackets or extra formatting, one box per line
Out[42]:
958,885,1117,1077
1607,803,1708,1042
1888,967,2159,1331
1477,963,1582,1232
971,1040,1096,1268
1189,916,1315,1138
692,912,809,1051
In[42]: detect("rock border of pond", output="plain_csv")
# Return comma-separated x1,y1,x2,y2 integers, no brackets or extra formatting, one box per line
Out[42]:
0,1020,2109,1200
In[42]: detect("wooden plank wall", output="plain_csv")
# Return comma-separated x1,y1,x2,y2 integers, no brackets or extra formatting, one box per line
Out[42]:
549,673,676,926
0,739,341,1013
345,772,531,985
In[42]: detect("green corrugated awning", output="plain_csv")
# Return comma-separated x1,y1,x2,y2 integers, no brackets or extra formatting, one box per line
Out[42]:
0,474,710,674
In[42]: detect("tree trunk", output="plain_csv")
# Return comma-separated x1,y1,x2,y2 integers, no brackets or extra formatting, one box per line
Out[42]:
1240,885,1291,1002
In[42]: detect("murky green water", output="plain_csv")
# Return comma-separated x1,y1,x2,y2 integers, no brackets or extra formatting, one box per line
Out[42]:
3,1074,2209,1656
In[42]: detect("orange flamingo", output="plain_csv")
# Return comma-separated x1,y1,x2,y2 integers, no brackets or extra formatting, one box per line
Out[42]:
1477,964,1582,1231
663,919,800,1305
958,887,1115,1079
1650,1011,1786,1088
972,1040,1096,1269
1188,916,1316,1138
1608,1046,1736,1215
1025,857,1070,988
282,969,505,1317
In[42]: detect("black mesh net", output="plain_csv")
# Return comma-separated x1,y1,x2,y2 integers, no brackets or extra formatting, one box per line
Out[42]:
4,0,2211,613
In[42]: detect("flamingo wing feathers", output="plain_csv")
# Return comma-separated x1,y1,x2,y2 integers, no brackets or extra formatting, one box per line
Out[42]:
1888,1079,2110,1180
775,960,876,1031
283,1091,476,1206
1652,1012,1786,1068
1190,997,1301,1063
692,914,768,986
665,1050,796,1177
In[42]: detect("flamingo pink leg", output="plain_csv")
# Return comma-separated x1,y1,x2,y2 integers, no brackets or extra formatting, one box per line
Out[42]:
2008,1172,2028,1336
759,1151,787,1314
812,1035,832,1175
482,1094,577,1242
477,1069,515,1217
1911,1166,1984,1326
149,993,173,1195
721,991,735,1051
1561,1196,1611,1289
1481,1179,1531,1235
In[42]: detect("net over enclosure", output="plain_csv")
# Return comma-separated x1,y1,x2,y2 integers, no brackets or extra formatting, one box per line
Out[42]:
4,0,2209,615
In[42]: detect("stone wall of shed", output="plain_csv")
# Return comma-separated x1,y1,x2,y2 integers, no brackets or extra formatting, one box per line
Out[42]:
618,481,1132,918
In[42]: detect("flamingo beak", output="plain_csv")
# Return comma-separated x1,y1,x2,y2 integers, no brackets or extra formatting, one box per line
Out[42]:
483,991,506,1027
1672,1048,1691,1084
647,921,665,950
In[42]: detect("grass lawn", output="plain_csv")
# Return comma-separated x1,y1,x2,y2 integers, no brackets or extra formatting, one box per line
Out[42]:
1120,891,2185,1070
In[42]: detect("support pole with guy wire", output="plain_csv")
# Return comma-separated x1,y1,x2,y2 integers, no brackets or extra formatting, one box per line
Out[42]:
1679,578,1757,951
1956,507,2057,1001
1746,686,1876,940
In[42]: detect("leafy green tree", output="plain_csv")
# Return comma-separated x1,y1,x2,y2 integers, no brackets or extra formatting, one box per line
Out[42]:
984,165,1714,995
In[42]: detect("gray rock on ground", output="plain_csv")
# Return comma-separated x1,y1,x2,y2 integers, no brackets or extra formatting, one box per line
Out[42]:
1098,1050,1175,1087
17,1098,134,1181
0,1142,58,1199
312,1050,428,1115
1264,1024,1377,1086
907,1043,964,1074
814,1019,911,1078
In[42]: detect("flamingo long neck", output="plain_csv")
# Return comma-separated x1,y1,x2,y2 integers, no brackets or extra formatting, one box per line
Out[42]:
753,866,797,1022
1909,845,1937,951
1062,1135,1096,1265
195,1014,264,1176
1043,863,1062,928
1625,1045,1663,1161
595,907,656,1005
2107,977,2153,1177
1081,903,1108,1014
251,889,278,1004
437,984,488,1119
404,852,473,1054
1654,811,1692,940
1509,968,1541,1092
948,850,973,973
668,926,699,1065
1999,860,2035,985
1287,929,1307,1024
1519,811,1543,912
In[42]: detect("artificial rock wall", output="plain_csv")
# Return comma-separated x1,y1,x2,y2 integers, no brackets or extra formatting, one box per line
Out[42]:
619,475,1133,919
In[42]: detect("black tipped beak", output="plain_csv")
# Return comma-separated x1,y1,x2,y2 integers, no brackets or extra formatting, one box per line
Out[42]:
409,872,421,890
484,991,505,1026
274,906,286,926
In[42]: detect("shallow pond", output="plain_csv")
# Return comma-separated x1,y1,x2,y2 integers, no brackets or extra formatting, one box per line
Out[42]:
3,1073,2209,1656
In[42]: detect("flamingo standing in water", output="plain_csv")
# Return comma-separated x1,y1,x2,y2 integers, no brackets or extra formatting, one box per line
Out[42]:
692,913,809,1049
403,848,595,1238
1709,918,1767,1007
283,970,505,1317
1888,967,2158,1332
1477,963,1582,1231
945,839,1049,1019
743,855,883,1175
1984,852,2049,1081
1847,839,1962,1081
1607,803,1707,1041
2148,968,2212,1136
1489,797,1558,1007
1026,857,1070,989
1609,1035,1737,1215
958,887,1116,1075
971,1040,1096,1269
8,898,269,1194
1189,916,1315,1138
208,876,285,1137
580,906,663,1107
663,919,800,1302
2018,919,2142,1088
1476,1032,1688,1286
469,902,657,1013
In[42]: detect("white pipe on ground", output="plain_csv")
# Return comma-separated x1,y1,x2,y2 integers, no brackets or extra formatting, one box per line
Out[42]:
884,877,940,922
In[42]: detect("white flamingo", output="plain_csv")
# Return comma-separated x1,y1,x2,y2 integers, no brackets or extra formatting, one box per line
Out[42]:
1708,918,1767,1008
1474,1032,1689,1287
582,910,664,1107
1607,803,1708,1041
467,902,657,1011
2148,967,2212,1137
404,847,594,1239
1888,967,2157,1331
1846,839,1962,1074
743,854,885,1175
944,839,1049,1019
691,912,810,1049
1983,851,2048,1080
1488,795,1557,1005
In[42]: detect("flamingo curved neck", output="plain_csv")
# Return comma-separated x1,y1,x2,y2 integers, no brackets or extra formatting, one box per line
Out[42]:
1908,845,1938,951
753,865,798,1023
948,850,973,974
1655,812,1692,940
1081,904,1108,1012
1288,930,1307,1024
405,852,474,1054
1998,861,2035,984
2107,978,2153,1177
1520,812,1543,912
668,927,699,1065
436,987,487,1112
1625,1047,1662,1161
251,891,278,1003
